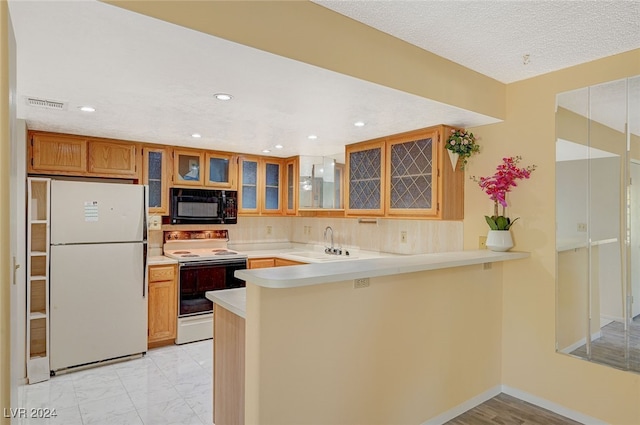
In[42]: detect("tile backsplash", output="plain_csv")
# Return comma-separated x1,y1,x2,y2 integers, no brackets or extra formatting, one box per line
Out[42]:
288,217,462,254
151,216,462,255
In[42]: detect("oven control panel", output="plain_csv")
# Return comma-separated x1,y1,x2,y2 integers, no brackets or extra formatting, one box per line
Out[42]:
164,229,229,242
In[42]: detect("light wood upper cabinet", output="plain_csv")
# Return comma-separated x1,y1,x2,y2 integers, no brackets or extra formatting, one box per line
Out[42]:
346,125,463,220
205,152,237,190
238,156,283,216
172,148,205,187
29,131,139,179
30,132,87,174
345,139,386,216
142,146,171,216
385,128,440,217
88,140,137,177
284,157,298,215
172,149,237,189
262,158,283,215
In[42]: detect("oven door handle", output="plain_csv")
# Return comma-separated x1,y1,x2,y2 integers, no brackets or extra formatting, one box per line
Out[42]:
179,259,247,268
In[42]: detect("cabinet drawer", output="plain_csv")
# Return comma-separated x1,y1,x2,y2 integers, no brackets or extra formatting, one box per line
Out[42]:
149,265,175,282
248,258,275,269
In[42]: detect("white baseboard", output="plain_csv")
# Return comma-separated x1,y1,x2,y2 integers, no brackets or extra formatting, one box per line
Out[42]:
420,385,502,425
560,330,602,354
502,385,608,425
420,385,607,425
600,314,623,325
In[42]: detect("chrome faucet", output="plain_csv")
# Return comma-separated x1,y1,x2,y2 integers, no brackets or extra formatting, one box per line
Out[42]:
323,226,334,254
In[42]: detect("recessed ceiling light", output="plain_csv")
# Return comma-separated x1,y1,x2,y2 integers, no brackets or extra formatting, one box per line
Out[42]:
214,93,233,101
79,106,95,112
308,135,318,140
354,121,365,127
191,133,202,138
262,149,271,153
275,144,283,149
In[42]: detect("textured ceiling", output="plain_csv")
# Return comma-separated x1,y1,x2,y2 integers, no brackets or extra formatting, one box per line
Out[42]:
313,0,640,84
7,0,499,158
7,0,640,158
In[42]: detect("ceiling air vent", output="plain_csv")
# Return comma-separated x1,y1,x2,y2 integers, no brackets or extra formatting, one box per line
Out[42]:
26,97,66,110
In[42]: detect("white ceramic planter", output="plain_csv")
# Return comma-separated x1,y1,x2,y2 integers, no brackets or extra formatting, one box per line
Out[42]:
486,230,513,252
447,150,459,171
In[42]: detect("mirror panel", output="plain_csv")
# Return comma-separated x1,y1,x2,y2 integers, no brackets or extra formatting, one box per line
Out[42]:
556,76,640,372
298,155,344,209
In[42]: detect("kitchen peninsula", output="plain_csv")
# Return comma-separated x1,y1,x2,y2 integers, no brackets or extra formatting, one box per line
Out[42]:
207,249,528,425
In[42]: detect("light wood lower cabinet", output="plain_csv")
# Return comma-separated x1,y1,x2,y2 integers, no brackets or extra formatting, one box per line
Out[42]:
247,257,305,269
148,264,177,348
274,258,305,267
247,258,275,269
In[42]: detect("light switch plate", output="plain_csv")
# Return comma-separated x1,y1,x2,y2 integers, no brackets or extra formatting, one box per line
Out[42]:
148,215,161,230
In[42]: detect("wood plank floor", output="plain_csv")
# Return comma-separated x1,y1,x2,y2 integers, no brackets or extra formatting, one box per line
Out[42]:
445,393,583,425
570,316,640,372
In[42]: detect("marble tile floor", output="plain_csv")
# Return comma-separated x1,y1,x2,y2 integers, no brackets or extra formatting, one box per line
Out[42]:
16,340,213,425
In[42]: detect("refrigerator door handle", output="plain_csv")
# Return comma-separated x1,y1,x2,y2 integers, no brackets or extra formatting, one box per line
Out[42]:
142,185,148,242
142,242,147,298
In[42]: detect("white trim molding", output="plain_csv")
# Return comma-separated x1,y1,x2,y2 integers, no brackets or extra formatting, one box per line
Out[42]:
420,386,501,425
502,386,608,425
420,385,608,425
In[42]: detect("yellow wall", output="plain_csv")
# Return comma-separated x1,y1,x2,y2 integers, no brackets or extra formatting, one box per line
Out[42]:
1,1,11,422
245,264,505,424
464,49,640,423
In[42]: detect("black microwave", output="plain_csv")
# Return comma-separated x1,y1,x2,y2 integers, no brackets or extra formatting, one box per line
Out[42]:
170,188,237,225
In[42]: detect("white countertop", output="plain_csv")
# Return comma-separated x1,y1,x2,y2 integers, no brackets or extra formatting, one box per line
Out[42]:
209,250,529,317
206,288,246,318
233,242,394,263
148,255,178,266
235,249,529,288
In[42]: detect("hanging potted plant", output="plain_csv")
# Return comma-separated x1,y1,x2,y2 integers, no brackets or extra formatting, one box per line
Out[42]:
472,156,536,251
445,128,480,170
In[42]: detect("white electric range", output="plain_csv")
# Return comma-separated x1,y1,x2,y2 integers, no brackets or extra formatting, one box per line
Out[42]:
164,230,247,344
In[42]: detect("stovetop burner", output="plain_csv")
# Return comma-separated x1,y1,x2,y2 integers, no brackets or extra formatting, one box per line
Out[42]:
214,251,237,256
162,230,246,263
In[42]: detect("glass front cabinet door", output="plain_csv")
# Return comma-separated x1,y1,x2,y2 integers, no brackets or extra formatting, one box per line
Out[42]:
205,152,237,189
173,149,204,187
239,156,259,214
345,140,386,216
284,157,298,215
238,156,283,215
143,146,170,215
262,159,282,215
386,128,439,217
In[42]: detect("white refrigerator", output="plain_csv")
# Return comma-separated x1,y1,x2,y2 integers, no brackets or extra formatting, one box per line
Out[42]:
50,180,148,372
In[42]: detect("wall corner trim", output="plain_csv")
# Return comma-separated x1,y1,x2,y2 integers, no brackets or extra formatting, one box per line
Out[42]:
420,386,501,425
419,385,608,425
501,385,609,425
